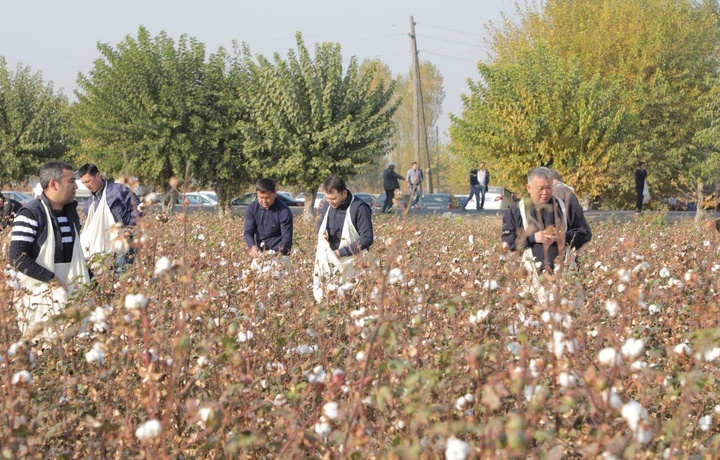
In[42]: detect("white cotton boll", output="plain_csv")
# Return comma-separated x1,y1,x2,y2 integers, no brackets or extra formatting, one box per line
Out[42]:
112,237,130,254
444,438,471,460
237,331,254,343
314,418,332,438
659,267,670,278
549,331,566,359
621,401,648,431
635,426,652,444
455,396,467,411
388,267,404,285
11,370,32,385
322,401,339,420
632,261,650,274
153,256,173,276
673,343,691,356
475,309,489,321
631,360,647,370
557,372,578,388
621,338,644,359
601,388,623,409
699,415,712,431
483,280,499,291
617,283,626,293
395,420,406,430
273,394,287,407
356,351,366,362
604,300,619,318
197,356,209,367
197,407,214,428
529,359,540,378
124,294,147,310
617,268,632,283
135,419,162,441
295,345,316,355
303,365,327,384
648,304,660,315
704,347,720,362
598,348,621,366
85,343,106,365
523,385,544,403
468,235,474,245
464,393,474,404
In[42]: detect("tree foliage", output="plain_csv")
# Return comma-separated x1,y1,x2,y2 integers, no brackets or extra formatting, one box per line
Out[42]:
239,33,398,215
0,58,69,187
452,0,720,208
72,27,209,189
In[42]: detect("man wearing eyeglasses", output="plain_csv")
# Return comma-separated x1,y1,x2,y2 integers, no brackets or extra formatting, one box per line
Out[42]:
501,166,591,274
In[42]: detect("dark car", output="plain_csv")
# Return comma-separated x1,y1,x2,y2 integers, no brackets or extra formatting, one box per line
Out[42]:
353,193,375,206
420,193,460,210
231,192,303,208
372,192,409,212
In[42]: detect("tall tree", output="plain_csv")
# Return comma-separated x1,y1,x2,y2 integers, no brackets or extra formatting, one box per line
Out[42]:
0,58,69,187
72,27,208,189
453,0,720,208
240,33,398,216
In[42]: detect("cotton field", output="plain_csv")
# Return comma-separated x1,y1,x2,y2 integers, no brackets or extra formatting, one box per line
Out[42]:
1,212,720,459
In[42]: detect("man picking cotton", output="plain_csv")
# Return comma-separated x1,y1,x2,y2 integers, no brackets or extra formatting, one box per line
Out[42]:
313,176,373,302
9,161,91,338
78,163,141,267
243,178,293,273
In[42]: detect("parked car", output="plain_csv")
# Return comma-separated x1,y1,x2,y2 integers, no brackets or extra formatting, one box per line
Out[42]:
372,192,409,212
465,186,514,210
2,191,34,204
173,193,217,212
420,193,461,210
231,192,303,208
353,193,375,206
34,180,92,200
454,195,468,209
197,190,218,204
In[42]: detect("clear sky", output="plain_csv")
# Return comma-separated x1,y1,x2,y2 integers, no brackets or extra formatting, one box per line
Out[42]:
2,0,516,139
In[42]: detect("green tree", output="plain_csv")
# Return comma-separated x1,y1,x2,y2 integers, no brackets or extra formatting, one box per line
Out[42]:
454,0,720,208
72,27,208,189
0,57,69,187
240,33,398,216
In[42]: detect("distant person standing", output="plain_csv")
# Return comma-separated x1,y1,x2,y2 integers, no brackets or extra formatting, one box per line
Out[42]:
405,161,424,208
635,161,648,214
381,162,404,213
464,166,479,210
476,162,490,209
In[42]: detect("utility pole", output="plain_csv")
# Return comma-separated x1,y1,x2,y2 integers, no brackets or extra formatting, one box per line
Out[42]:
409,16,433,193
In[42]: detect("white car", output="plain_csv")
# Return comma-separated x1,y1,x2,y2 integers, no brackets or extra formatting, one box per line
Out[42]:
465,186,514,210
197,190,218,204
295,192,325,209
33,180,91,200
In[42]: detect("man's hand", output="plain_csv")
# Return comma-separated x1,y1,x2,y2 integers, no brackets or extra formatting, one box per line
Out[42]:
250,245,262,259
534,230,558,245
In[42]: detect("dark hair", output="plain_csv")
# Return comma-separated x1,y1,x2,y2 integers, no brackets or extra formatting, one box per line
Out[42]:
78,163,100,177
637,161,646,167
323,176,347,193
411,161,418,166
39,161,74,190
255,178,277,193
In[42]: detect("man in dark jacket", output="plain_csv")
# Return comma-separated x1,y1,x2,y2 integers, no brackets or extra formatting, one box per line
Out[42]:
635,161,647,214
464,166,480,210
381,162,405,213
243,178,293,258
78,163,141,265
318,176,373,257
10,161,91,336
502,166,591,273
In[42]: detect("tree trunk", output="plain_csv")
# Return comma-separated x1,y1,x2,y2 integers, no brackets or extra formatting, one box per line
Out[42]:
695,178,704,223
303,189,317,222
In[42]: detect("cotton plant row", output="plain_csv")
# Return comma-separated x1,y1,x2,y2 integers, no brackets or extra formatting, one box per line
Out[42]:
1,213,719,458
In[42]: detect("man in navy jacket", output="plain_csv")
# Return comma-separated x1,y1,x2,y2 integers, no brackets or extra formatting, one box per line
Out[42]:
243,178,293,258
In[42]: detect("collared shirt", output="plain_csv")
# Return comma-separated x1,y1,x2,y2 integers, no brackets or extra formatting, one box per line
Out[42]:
243,199,293,255
85,180,140,227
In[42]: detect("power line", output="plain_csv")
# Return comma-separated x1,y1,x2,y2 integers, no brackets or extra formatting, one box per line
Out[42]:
416,34,483,48
419,50,477,63
416,22,484,38
244,25,401,44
